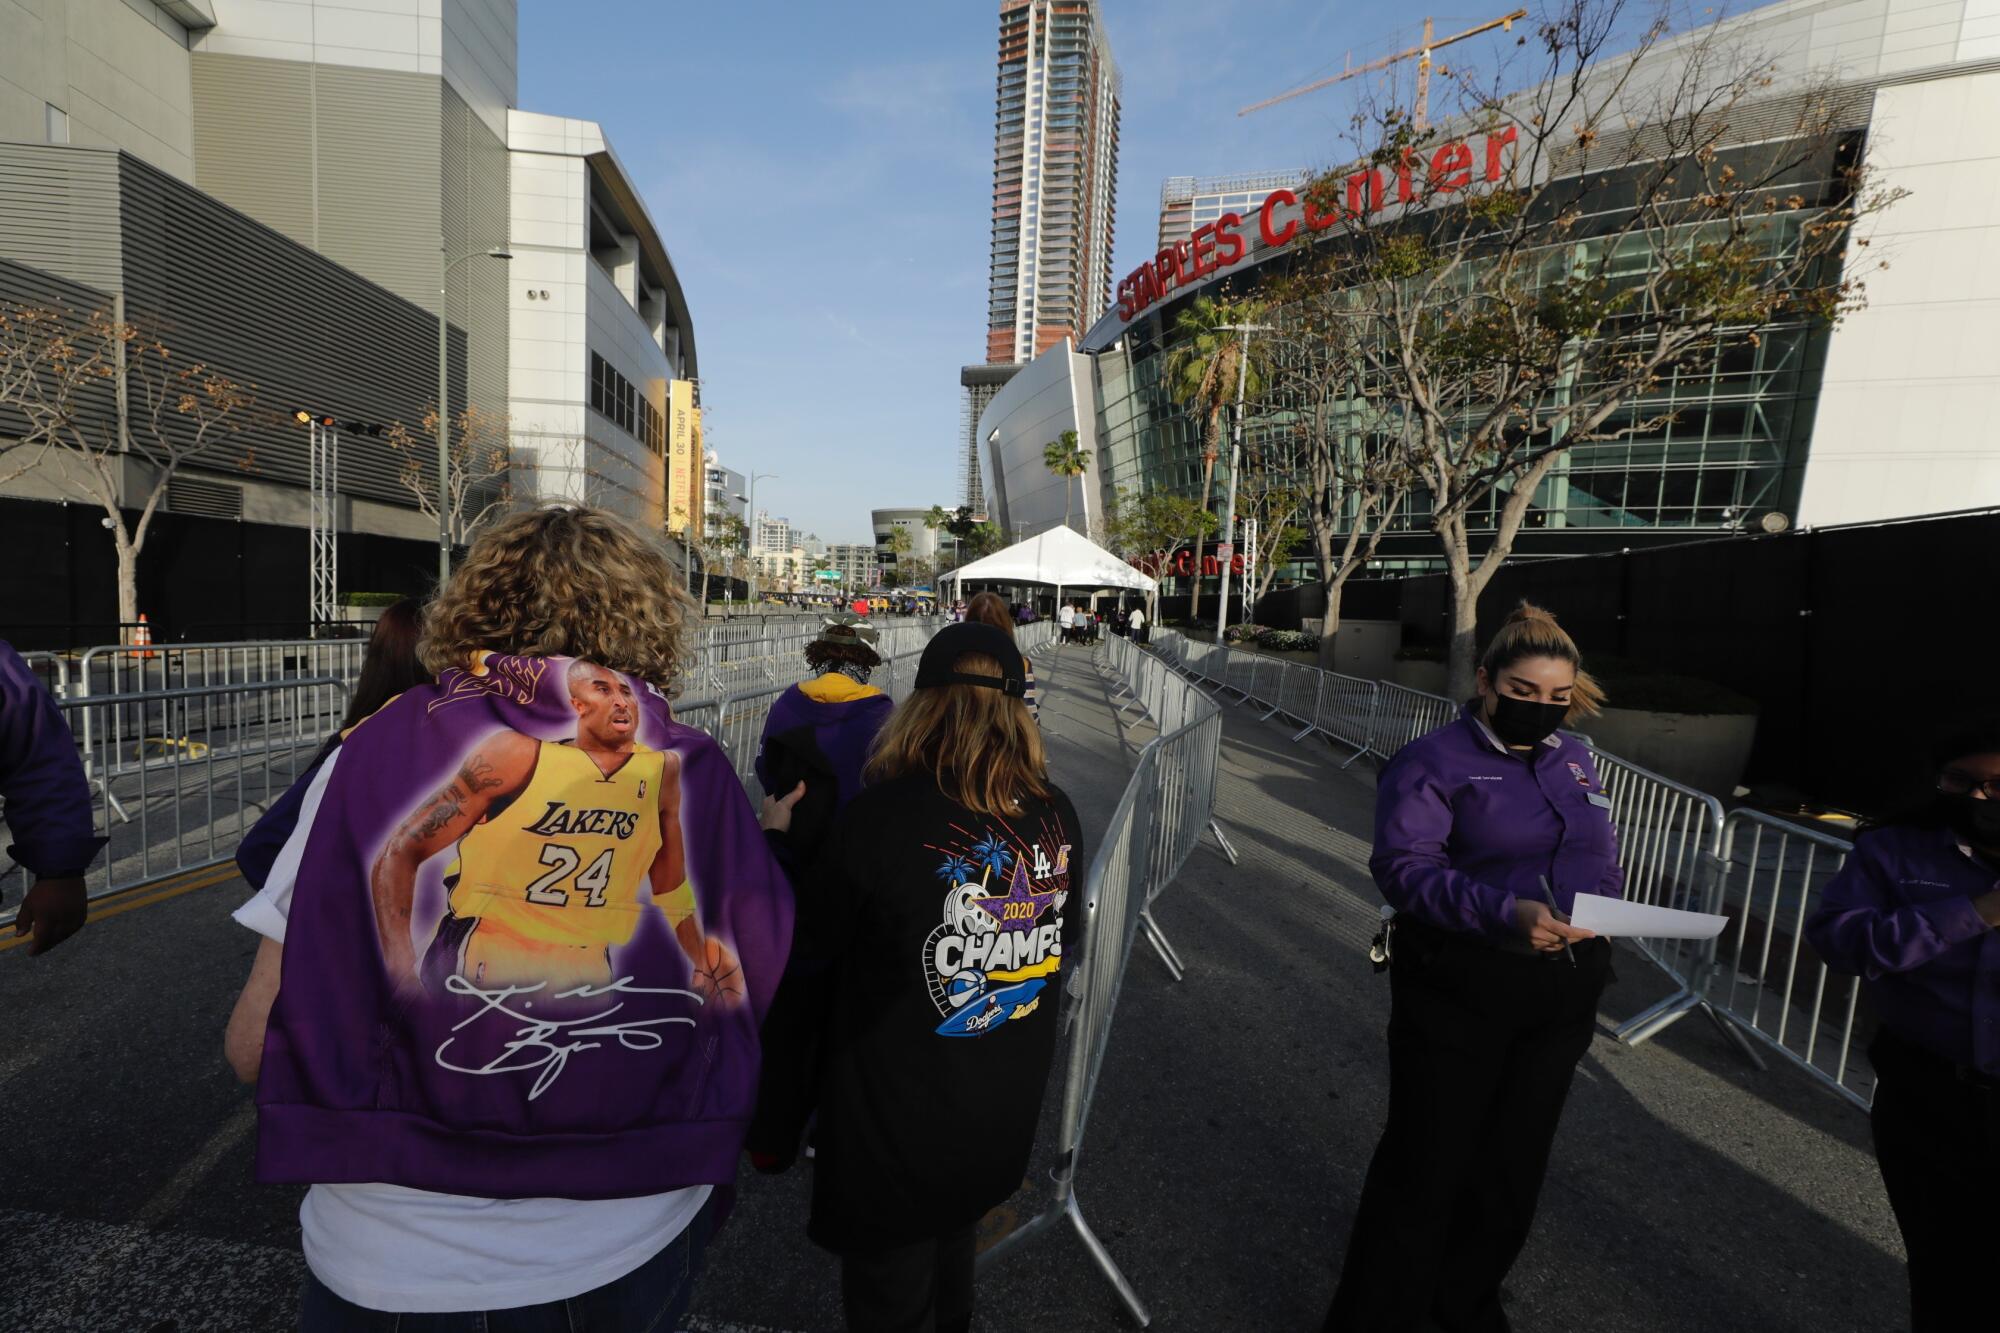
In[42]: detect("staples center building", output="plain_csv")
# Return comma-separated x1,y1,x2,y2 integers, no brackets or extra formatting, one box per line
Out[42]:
978,0,2000,580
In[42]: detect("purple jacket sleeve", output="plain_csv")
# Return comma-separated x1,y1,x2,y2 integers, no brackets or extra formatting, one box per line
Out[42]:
0,641,105,878
1370,751,1517,939
1804,838,1988,979
235,739,335,890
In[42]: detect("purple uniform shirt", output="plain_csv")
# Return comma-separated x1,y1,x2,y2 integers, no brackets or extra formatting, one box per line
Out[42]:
1804,824,2000,1076
1372,707,1623,940
0,640,104,878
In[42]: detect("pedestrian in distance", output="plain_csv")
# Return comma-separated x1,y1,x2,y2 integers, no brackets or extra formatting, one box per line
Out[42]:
222,506,800,1333
1325,601,1615,1333
1805,716,2000,1333
966,591,1038,723
748,621,1081,1333
0,639,105,954
236,597,433,891
754,613,894,867
1127,603,1147,646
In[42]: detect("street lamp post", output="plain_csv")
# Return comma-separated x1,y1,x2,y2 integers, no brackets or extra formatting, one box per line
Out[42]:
1214,322,1271,645
437,244,512,586
736,469,778,605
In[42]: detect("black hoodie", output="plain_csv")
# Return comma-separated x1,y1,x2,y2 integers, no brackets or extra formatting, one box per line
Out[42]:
755,772,1083,1252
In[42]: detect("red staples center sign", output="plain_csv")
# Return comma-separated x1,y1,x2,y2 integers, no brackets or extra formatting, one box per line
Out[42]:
1116,127,1518,322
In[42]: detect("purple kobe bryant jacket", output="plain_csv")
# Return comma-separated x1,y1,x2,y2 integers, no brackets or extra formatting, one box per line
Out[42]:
1372,705,1624,940
0,640,105,878
253,652,795,1200
1805,824,2000,1078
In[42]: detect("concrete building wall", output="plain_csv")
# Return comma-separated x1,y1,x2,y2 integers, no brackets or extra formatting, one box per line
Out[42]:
0,146,454,538
870,507,941,581
188,0,515,137
508,109,680,529
188,3,513,422
1800,64,2000,524
0,0,201,180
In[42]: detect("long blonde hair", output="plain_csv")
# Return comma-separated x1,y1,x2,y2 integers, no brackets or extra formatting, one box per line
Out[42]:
420,506,695,687
866,652,1051,816
1479,600,1605,721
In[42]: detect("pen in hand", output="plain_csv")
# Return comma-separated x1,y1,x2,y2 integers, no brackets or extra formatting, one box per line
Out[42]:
1540,875,1576,968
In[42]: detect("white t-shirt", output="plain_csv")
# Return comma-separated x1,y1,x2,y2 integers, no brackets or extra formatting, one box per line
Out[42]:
1128,608,1145,628
233,750,711,1314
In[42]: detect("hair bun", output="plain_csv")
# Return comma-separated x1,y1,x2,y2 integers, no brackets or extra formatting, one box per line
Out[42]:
1506,600,1559,627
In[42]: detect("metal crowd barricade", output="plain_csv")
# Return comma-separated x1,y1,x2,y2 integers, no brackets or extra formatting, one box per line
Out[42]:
711,683,791,796
1366,681,1458,760
1587,754,1776,1068
1699,810,1867,1107
3,677,349,905
981,745,1155,1324
20,650,71,700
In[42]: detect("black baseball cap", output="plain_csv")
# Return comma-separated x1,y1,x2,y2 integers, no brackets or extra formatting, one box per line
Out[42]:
912,623,1028,698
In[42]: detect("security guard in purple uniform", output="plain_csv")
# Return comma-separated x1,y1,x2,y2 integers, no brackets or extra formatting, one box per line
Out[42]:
1,639,103,954
1806,717,2000,1332
1325,603,1620,1333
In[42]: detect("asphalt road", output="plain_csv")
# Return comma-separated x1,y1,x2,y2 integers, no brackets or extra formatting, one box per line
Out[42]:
0,644,1907,1331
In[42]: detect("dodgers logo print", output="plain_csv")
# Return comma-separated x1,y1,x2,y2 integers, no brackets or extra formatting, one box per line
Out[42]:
922,828,1070,1038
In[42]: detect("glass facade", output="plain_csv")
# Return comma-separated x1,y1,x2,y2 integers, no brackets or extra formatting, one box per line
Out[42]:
1089,153,1846,577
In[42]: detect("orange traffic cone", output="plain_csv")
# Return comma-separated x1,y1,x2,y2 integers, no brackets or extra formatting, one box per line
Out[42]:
134,613,155,660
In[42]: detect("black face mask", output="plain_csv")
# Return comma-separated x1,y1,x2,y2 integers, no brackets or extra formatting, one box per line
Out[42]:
1488,694,1568,748
1949,795,2000,845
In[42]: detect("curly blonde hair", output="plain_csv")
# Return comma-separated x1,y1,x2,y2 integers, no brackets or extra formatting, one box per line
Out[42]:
420,506,695,687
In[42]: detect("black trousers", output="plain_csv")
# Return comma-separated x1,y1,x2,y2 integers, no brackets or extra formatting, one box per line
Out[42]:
840,1224,975,1333
1324,919,1610,1333
1868,1028,2000,1332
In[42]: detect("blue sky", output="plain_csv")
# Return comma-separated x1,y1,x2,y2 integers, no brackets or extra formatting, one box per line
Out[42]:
517,2,1537,544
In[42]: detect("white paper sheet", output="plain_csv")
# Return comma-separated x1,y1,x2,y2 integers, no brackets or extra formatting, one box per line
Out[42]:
1568,894,1728,941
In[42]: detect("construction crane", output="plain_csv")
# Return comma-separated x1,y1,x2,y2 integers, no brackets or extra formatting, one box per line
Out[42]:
1239,10,1528,131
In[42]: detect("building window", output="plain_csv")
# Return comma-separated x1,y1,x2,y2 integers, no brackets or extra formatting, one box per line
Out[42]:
588,352,665,455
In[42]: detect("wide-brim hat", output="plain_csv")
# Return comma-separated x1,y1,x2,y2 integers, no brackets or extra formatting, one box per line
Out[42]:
913,623,1028,698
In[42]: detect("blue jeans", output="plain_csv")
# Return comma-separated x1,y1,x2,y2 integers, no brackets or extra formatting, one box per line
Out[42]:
299,1198,714,1333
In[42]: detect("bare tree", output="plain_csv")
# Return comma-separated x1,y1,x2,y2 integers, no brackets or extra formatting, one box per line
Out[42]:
1259,293,1416,665
0,303,255,625
695,512,749,606
387,403,513,548
1294,0,1899,695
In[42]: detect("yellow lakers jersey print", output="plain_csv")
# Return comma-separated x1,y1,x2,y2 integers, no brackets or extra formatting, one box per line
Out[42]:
446,740,666,950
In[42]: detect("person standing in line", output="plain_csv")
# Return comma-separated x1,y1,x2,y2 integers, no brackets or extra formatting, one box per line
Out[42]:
237,598,433,892
966,591,1038,723
222,507,798,1332
1325,602,1615,1333
1127,603,1147,646
1806,718,2000,1332
1,640,104,954
755,614,895,866
750,623,1081,1333
1056,602,1073,644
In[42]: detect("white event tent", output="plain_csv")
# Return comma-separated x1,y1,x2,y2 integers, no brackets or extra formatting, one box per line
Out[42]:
945,525,1155,608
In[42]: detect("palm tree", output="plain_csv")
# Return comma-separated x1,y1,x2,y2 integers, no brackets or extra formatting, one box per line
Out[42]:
925,503,964,573
1164,295,1266,620
1042,430,1093,532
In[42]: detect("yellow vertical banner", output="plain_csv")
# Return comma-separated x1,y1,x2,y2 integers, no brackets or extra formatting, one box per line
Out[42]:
667,379,695,536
